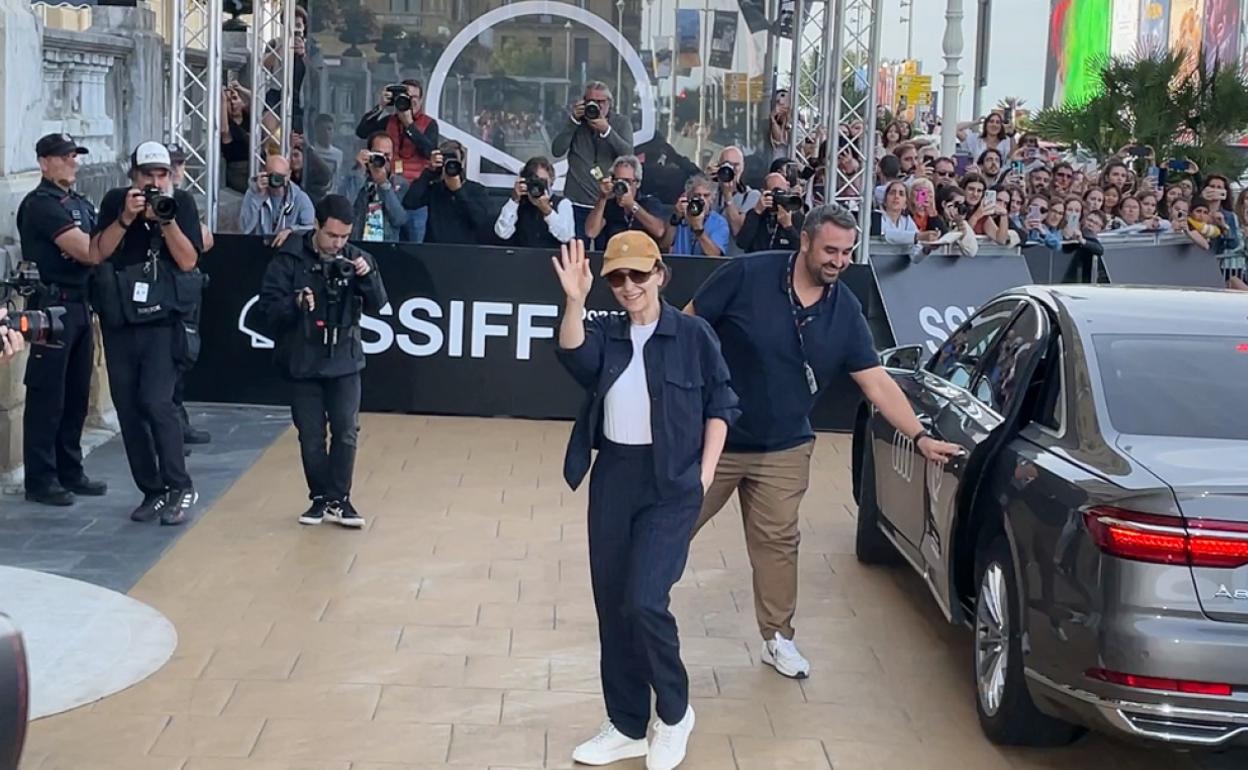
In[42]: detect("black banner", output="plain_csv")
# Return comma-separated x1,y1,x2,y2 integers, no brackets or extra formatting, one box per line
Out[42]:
709,11,738,69
868,250,1034,356
186,238,880,431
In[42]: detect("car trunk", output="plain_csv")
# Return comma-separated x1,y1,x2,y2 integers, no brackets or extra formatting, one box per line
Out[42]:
1117,436,1248,624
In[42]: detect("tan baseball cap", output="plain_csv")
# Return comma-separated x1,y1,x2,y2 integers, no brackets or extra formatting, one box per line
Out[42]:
600,231,662,276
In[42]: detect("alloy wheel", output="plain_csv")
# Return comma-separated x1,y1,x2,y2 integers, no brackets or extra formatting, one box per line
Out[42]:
975,562,1009,717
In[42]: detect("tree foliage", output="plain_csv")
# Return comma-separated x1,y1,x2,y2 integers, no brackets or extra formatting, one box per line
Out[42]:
1031,47,1248,178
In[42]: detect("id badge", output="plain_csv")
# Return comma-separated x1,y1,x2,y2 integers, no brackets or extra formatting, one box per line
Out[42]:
132,281,150,303
803,362,818,395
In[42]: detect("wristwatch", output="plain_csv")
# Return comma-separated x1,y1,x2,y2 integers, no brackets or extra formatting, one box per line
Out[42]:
692,228,705,238
912,428,932,444
631,203,639,214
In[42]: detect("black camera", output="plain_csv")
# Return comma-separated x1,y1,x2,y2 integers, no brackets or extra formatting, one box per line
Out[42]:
142,185,178,222
442,153,463,178
770,188,804,212
525,176,547,199
387,84,412,112
714,163,736,184
368,152,388,169
323,256,355,282
267,172,287,188
584,101,602,121
686,197,706,218
948,200,971,218
0,261,41,299
3,306,65,346
611,179,630,198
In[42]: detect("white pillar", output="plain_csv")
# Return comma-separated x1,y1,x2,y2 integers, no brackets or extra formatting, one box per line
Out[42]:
940,0,963,157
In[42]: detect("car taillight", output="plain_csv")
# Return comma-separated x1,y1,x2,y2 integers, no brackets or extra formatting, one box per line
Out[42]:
1087,668,1233,697
1083,507,1248,569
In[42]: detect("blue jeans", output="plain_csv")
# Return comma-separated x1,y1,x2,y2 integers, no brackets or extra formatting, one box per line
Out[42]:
403,207,428,243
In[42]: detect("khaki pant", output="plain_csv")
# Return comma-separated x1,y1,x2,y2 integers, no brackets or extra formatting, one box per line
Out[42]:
695,441,814,641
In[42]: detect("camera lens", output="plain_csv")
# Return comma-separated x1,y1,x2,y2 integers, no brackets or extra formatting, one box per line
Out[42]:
369,153,387,169
687,198,705,218
144,186,178,221
716,164,735,184
3,306,63,346
584,102,601,121
268,172,287,188
612,179,630,198
526,177,547,198
443,157,463,177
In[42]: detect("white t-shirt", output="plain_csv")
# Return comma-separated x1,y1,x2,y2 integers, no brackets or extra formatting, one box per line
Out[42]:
603,320,658,445
962,133,1013,162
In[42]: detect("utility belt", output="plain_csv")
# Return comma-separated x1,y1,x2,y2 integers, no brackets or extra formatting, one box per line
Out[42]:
29,282,89,308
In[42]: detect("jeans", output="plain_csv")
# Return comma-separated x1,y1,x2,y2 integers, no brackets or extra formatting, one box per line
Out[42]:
290,372,361,501
587,440,701,739
403,206,428,243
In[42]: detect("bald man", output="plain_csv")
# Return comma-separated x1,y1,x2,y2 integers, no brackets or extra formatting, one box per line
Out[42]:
240,153,316,247
709,146,761,256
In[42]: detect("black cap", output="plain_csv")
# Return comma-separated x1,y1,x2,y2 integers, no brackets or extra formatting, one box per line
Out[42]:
36,133,88,158
165,142,187,164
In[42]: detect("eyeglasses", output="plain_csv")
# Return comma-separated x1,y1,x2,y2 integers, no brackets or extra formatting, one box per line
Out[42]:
935,170,955,178
606,268,657,287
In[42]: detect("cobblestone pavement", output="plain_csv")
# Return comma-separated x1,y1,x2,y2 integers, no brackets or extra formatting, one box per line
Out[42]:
16,416,1244,769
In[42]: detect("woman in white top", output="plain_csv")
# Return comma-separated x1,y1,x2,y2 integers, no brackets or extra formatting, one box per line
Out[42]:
956,112,1014,160
554,233,738,770
880,180,935,245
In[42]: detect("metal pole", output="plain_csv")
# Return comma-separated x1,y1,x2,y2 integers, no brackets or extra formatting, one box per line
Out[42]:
940,0,964,156
760,0,777,151
697,0,709,162
821,0,841,132
786,0,804,160
857,0,883,262
205,0,223,227
971,0,990,119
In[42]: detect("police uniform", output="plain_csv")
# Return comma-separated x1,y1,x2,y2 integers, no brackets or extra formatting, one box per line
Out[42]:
92,142,204,525
17,133,106,505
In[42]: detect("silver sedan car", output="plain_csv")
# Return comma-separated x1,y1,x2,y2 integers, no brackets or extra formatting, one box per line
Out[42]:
852,285,1248,749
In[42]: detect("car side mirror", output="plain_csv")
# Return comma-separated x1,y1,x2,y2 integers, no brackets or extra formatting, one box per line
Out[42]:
880,344,925,371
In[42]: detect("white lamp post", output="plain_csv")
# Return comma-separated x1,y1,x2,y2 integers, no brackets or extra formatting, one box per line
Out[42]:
940,0,964,156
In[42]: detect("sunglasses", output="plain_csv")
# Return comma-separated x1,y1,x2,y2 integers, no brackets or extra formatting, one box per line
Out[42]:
606,268,658,287
935,170,955,178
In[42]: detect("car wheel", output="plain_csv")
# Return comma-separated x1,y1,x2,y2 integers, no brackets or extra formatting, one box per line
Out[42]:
973,533,1084,746
855,442,901,565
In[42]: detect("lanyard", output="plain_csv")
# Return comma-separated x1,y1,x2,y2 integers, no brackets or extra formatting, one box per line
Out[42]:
786,253,826,396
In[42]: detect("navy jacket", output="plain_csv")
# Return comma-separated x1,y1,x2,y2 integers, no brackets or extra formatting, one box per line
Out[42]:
556,301,740,497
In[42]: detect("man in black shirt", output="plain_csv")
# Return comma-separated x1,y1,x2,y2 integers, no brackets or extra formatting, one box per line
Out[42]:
401,140,493,244
16,133,107,506
736,172,805,254
584,155,667,249
90,141,204,526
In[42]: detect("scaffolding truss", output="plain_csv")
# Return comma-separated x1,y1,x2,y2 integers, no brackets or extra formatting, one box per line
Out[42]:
169,0,224,227
825,0,882,248
248,0,297,178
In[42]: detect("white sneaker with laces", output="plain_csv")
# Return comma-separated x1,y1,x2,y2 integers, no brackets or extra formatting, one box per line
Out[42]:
571,721,647,766
646,705,695,770
761,632,810,679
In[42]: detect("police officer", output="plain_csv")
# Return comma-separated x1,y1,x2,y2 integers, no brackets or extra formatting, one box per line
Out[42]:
257,194,388,529
553,234,738,770
17,133,107,506
89,141,204,526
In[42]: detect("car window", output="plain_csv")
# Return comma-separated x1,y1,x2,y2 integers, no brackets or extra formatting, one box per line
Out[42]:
970,303,1046,413
927,299,1019,389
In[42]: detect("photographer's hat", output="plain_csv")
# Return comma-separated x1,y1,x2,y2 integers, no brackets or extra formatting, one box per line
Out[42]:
165,142,188,164
36,133,88,158
131,141,172,171
600,231,662,277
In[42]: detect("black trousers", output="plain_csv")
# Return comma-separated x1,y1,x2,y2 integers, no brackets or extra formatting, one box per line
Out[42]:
23,301,93,492
173,370,190,435
101,324,192,496
587,440,701,740
290,373,361,501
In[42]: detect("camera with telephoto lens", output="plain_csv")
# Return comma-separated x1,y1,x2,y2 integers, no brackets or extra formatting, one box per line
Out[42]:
368,152,388,169
267,172,287,189
686,197,706,218
442,152,463,178
387,84,412,112
525,176,547,199
3,306,65,346
714,163,736,184
769,188,804,212
319,256,354,302
142,185,178,222
584,101,601,121
611,179,630,198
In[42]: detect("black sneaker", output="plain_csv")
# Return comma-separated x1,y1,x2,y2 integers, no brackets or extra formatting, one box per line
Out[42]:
326,498,365,529
298,497,330,526
184,428,211,445
25,484,74,507
61,476,107,496
160,489,198,526
130,493,165,522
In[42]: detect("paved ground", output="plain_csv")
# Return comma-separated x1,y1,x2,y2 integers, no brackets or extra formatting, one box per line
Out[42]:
12,415,1245,769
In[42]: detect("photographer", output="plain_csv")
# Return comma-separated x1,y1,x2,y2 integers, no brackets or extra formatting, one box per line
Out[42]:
494,156,575,247
14,134,107,505
552,82,635,237
337,132,410,242
401,140,492,244
662,175,730,257
257,195,388,528
240,154,315,247
0,308,24,365
88,142,203,526
584,155,666,247
736,172,805,253
354,79,439,242
709,146,760,256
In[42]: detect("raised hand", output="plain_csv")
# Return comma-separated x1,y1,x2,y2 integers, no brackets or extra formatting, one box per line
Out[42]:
552,239,592,304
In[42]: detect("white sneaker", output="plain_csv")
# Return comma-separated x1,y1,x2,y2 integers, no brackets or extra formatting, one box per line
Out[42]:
572,721,647,766
761,632,810,679
646,705,695,770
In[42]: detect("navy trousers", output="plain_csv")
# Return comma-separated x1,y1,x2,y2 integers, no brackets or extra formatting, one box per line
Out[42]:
587,440,701,740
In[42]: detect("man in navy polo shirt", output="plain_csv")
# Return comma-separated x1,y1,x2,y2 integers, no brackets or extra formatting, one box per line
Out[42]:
688,203,961,679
